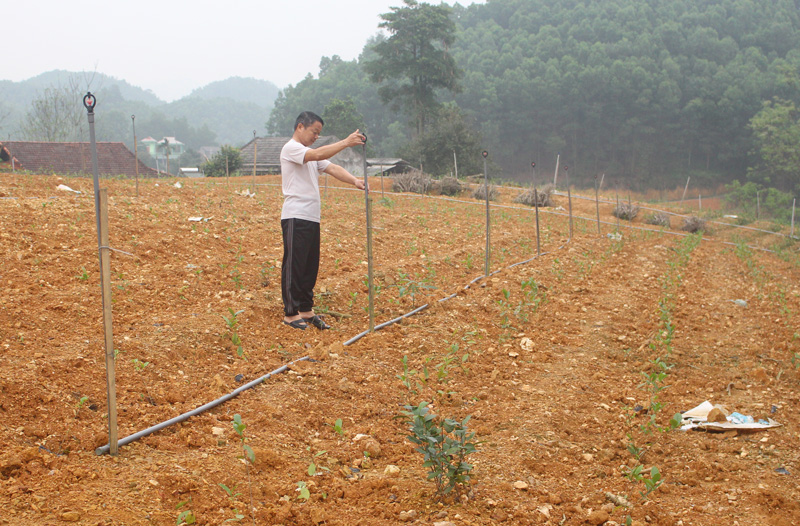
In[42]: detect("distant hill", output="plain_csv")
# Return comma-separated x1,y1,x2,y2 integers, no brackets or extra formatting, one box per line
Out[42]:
0,71,279,147
185,77,279,108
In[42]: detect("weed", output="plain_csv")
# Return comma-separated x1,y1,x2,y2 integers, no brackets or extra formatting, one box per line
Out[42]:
77,267,89,281
332,418,344,436
307,447,329,476
400,401,478,499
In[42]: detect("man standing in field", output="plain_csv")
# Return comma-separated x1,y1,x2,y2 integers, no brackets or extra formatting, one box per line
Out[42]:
280,111,366,330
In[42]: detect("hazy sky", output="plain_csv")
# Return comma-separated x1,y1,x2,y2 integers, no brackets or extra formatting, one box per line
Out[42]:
4,0,482,102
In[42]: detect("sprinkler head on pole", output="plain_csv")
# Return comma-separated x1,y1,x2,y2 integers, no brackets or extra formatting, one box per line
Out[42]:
482,150,488,158
83,92,97,114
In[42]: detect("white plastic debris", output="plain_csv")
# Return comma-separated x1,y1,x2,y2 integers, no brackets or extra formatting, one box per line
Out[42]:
237,189,255,198
680,401,782,432
607,232,622,241
188,216,213,222
174,181,183,188
56,184,81,194
729,299,748,307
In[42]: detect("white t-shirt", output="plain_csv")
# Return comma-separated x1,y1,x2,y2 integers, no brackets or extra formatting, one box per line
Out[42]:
280,139,331,223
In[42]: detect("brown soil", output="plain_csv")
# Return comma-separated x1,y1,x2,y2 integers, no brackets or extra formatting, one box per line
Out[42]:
1,172,799,526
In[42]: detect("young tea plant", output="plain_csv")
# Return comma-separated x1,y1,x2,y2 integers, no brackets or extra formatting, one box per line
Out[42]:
222,308,245,358
231,414,255,523
400,401,478,500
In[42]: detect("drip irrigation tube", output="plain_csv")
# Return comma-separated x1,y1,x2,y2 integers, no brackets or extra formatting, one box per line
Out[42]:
93,180,789,455
95,357,309,455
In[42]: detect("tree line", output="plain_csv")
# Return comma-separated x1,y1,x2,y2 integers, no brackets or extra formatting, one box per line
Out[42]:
267,0,800,194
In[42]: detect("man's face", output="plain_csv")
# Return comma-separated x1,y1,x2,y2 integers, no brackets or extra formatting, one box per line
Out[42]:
296,121,323,147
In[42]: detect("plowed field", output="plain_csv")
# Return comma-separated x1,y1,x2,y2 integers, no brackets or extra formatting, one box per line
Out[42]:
1,172,798,526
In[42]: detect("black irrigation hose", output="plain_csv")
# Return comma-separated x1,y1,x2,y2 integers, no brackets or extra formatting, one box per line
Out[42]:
94,181,792,454
95,357,309,455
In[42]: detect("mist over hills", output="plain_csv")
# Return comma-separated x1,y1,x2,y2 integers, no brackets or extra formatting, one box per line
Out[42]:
0,71,280,148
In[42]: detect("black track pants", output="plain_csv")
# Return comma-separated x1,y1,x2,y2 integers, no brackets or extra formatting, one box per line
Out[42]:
281,218,320,317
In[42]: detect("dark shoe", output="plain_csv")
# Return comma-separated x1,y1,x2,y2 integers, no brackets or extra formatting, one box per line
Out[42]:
303,314,331,330
283,319,307,330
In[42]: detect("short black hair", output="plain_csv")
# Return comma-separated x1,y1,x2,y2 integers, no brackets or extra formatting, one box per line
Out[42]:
294,111,324,130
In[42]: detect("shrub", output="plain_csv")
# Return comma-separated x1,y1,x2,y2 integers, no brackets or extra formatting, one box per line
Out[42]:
613,203,640,220
437,177,463,197
472,183,498,201
682,216,707,233
514,183,554,207
392,170,432,194
644,212,671,227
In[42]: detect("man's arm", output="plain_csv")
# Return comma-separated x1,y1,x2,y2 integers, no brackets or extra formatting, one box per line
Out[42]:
323,163,366,190
304,130,365,162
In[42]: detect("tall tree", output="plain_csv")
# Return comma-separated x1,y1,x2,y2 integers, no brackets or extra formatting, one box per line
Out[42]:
20,82,85,142
747,98,800,193
364,0,461,137
322,97,366,139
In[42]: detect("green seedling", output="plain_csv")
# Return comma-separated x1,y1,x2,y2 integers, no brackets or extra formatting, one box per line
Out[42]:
400,401,478,499
307,447,329,476
77,267,89,281
296,481,310,501
131,358,150,371
222,308,245,358
332,418,344,436
76,396,89,409
176,500,196,525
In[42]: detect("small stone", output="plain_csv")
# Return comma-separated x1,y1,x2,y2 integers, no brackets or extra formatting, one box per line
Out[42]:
399,510,418,522
582,453,594,462
384,465,401,477
520,337,534,351
707,407,728,423
490,508,508,522
363,438,382,458
60,511,80,522
212,427,225,436
513,480,529,490
587,509,610,525
434,522,456,526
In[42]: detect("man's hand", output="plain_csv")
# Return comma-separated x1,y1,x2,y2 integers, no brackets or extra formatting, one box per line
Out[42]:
345,129,367,147
354,178,366,190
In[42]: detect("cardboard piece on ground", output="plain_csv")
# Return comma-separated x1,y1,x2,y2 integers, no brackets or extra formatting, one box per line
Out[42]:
681,400,782,432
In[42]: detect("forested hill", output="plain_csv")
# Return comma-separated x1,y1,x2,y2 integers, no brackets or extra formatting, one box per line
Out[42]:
449,0,800,186
268,0,800,189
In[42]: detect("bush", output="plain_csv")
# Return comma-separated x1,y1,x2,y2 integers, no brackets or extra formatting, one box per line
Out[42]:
514,183,554,207
644,212,671,227
392,170,432,194
613,202,640,220
202,145,241,178
682,216,707,233
437,177,463,196
472,183,498,201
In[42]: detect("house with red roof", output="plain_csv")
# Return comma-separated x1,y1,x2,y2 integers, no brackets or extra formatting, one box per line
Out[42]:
0,141,159,177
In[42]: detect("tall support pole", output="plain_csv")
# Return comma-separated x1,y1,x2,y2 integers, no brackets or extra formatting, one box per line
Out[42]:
532,162,540,256
83,92,118,456
566,167,574,240
482,150,490,277
791,198,796,238
756,189,761,221
453,150,458,180
599,173,605,192
165,138,170,177
616,190,621,232
699,193,702,211
363,137,374,332
553,152,560,187
379,164,384,199
594,174,601,236
680,176,690,208
252,131,257,194
131,115,139,198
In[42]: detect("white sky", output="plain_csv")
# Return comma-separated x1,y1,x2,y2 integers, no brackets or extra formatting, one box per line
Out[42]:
4,0,481,102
